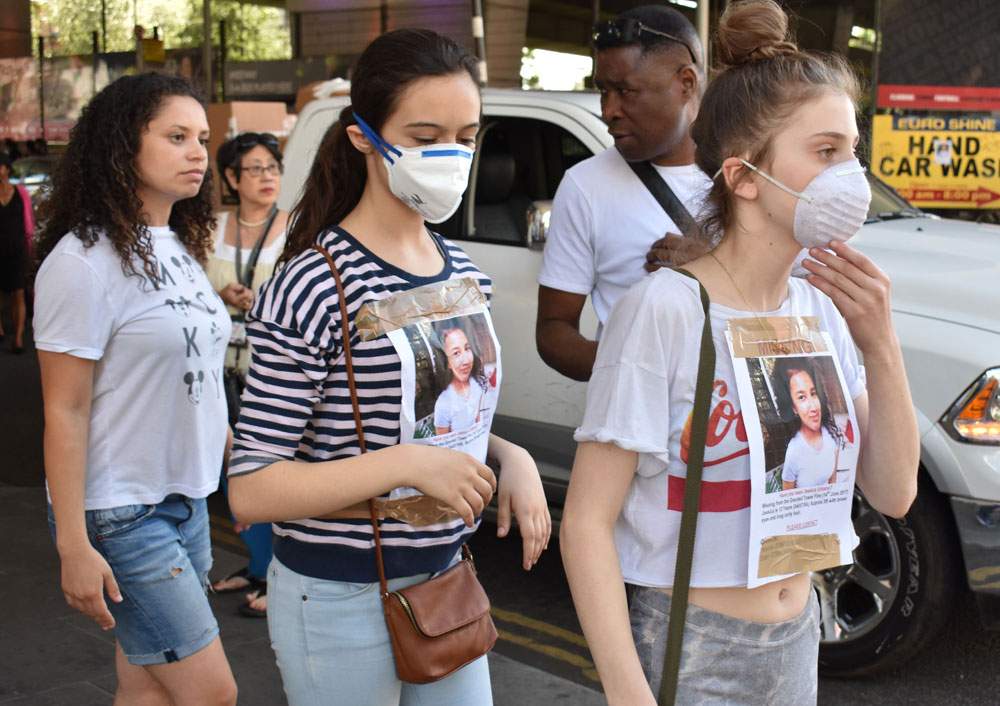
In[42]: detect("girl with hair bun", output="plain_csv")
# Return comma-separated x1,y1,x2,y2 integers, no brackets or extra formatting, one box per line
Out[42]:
562,1,919,704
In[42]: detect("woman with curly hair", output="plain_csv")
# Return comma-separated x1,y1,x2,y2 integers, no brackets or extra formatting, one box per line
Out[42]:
33,73,237,706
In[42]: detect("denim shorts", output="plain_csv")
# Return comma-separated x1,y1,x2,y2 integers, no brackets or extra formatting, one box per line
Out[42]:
267,555,493,706
628,584,820,705
48,495,218,666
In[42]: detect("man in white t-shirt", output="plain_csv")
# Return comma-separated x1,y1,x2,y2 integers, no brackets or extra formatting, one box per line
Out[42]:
536,5,712,381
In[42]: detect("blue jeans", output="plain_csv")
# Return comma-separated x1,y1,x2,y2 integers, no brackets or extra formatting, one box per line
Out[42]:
267,556,493,706
48,495,218,665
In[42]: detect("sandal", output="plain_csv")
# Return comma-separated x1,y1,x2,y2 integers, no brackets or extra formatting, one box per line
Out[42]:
211,566,262,594
238,582,267,618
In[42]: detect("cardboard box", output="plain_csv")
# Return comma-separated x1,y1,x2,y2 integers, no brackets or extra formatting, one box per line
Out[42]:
207,102,290,209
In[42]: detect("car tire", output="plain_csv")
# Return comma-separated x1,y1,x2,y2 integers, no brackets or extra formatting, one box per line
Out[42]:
815,475,962,677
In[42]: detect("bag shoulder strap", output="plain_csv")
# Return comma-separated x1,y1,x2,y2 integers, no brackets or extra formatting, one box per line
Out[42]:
312,244,390,596
627,160,702,240
235,207,278,287
658,267,716,706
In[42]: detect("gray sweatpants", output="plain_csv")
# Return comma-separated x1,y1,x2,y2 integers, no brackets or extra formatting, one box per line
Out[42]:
628,584,820,705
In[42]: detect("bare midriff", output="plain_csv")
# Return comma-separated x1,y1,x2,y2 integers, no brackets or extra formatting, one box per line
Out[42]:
661,572,812,624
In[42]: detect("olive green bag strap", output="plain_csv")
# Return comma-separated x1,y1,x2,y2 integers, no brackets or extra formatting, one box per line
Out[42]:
659,268,716,706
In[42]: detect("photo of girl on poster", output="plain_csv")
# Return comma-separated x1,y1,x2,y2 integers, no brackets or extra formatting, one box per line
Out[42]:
776,357,853,490
433,320,496,436
746,354,856,494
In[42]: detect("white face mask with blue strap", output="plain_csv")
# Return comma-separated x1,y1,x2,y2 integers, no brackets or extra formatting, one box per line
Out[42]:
354,113,474,224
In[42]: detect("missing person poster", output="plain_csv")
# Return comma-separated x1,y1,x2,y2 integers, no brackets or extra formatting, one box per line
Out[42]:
726,316,859,587
356,278,501,505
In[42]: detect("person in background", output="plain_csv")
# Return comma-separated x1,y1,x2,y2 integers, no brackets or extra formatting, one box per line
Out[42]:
33,73,237,706
0,153,32,353
536,4,711,382
205,132,289,618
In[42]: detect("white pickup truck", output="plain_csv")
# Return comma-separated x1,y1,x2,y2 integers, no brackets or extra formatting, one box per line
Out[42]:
279,88,1000,676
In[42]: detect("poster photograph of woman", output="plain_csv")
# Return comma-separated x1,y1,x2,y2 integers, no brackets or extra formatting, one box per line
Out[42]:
397,312,500,443
745,355,858,494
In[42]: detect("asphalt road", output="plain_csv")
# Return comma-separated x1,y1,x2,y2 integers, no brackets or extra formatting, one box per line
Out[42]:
5,319,999,704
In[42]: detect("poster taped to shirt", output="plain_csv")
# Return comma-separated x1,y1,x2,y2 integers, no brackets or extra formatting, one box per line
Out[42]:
726,316,859,588
359,278,501,515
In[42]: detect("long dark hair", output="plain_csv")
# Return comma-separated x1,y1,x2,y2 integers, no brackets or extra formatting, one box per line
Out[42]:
35,73,215,283
280,29,479,265
776,358,846,449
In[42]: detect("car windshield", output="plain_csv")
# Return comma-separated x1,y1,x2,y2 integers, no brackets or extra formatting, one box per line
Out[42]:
866,173,925,221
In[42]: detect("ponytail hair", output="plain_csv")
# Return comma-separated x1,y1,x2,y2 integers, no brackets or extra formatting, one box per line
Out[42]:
281,29,479,264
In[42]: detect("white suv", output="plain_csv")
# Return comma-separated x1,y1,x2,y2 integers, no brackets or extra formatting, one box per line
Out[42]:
280,88,1000,676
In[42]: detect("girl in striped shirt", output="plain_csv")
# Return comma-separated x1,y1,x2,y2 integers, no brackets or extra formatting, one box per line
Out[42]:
227,29,550,706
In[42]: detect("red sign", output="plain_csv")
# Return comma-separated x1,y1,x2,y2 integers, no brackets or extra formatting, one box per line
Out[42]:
878,84,1000,112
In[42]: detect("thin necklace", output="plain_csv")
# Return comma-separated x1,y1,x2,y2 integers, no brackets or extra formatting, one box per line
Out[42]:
710,250,792,354
237,212,270,227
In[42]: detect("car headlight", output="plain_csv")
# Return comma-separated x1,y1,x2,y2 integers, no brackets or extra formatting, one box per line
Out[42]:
943,368,1000,445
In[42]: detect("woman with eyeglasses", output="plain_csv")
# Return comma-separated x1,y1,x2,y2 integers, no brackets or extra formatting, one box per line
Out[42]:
205,132,288,617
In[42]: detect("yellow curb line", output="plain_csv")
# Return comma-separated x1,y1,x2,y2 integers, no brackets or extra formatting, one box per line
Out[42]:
491,606,590,649
495,628,601,683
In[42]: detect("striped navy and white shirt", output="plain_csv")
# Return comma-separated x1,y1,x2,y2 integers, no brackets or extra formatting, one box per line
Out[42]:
229,226,493,582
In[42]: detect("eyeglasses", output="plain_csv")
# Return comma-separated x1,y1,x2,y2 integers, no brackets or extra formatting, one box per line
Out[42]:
593,18,698,66
238,163,283,178
235,132,280,151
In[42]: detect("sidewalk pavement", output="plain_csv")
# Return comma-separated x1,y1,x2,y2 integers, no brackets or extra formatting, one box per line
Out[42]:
0,485,604,705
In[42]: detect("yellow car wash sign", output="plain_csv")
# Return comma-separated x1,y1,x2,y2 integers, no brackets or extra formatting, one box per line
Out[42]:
872,114,1000,209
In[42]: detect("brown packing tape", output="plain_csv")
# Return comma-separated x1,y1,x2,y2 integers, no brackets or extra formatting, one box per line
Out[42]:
317,495,463,527
757,533,842,579
728,316,829,358
356,278,488,341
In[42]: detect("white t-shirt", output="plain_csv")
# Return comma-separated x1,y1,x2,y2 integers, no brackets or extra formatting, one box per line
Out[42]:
574,269,866,588
34,228,232,510
783,426,845,488
433,381,492,433
538,147,712,329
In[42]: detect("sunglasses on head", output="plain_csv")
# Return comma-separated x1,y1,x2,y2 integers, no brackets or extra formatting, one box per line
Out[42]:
235,132,280,150
593,18,698,65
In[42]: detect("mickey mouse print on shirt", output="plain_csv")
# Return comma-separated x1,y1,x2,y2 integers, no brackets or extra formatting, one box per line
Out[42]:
172,254,198,283
154,247,231,408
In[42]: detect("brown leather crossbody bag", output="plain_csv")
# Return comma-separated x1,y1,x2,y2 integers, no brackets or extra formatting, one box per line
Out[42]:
313,244,498,684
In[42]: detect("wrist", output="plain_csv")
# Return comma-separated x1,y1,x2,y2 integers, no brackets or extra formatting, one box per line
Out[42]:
56,531,91,556
859,334,903,367
387,444,423,488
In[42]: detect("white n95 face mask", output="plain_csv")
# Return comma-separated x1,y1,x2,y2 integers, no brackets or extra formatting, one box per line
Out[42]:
354,113,474,224
738,158,872,250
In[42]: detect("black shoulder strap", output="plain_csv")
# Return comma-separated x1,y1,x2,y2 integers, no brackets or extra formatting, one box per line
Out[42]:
628,160,701,239
658,268,715,706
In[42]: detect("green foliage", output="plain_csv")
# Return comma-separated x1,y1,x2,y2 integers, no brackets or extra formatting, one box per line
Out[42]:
31,0,290,60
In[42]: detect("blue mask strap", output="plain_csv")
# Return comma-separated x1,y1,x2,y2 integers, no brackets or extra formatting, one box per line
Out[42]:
353,113,402,164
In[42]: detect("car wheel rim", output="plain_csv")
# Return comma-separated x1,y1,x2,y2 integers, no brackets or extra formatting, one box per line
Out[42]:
813,488,901,644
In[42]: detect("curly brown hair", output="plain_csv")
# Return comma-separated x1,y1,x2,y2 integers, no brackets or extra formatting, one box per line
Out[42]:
35,72,215,284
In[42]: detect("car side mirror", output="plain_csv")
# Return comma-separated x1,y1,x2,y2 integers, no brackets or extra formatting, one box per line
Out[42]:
526,200,552,251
